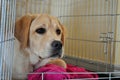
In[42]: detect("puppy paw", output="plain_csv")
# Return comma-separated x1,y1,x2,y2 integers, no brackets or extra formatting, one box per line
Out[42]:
49,59,67,69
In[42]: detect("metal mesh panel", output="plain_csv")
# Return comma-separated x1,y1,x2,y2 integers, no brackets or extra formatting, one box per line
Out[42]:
0,0,16,80
41,0,118,72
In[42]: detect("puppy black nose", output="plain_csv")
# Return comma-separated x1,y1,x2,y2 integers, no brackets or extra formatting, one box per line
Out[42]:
51,40,62,50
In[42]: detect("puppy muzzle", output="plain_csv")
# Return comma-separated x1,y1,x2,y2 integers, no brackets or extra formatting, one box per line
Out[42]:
51,40,63,57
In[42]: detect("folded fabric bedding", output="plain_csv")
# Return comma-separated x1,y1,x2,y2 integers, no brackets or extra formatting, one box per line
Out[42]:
28,64,98,80
66,64,98,79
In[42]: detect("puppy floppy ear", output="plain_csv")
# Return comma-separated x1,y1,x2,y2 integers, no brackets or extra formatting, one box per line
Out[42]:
57,19,66,46
15,14,36,49
61,25,66,46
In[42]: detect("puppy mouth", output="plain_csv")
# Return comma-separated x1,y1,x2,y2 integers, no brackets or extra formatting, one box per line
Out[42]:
50,49,62,58
36,49,62,60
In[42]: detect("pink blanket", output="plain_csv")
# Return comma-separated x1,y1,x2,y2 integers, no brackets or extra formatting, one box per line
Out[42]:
28,64,98,80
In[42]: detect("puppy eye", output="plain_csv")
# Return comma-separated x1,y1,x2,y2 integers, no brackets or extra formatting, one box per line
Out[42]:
36,28,46,34
56,29,61,35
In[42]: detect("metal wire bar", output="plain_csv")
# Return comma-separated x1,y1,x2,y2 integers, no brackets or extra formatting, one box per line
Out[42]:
58,14,120,18
28,72,120,79
0,0,7,79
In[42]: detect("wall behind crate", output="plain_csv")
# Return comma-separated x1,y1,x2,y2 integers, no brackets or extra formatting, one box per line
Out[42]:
44,0,120,69
15,0,120,71
114,0,120,68
16,0,51,19
49,0,117,64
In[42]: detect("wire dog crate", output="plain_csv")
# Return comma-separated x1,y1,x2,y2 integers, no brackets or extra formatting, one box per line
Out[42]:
1,0,120,80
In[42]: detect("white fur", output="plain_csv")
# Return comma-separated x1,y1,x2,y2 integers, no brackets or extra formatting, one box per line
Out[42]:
12,38,30,79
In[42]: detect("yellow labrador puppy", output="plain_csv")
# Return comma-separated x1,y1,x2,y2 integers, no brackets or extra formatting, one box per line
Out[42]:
13,14,66,79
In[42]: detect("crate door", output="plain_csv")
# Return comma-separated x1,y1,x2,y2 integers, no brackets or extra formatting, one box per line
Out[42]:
55,0,117,71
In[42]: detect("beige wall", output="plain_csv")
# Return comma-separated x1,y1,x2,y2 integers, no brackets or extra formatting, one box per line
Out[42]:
16,0,46,19
50,0,116,64
114,0,120,66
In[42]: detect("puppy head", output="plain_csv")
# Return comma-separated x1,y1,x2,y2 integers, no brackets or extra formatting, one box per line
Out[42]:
15,14,66,60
